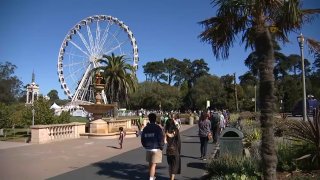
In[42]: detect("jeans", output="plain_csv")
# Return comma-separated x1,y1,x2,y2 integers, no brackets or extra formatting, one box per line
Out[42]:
200,136,209,157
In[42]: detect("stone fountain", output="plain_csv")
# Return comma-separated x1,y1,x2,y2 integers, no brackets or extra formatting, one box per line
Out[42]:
79,72,134,138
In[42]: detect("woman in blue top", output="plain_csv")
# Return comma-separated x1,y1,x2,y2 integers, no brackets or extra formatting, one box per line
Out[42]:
198,111,211,160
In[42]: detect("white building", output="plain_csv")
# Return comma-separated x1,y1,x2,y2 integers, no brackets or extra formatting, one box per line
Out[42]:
25,71,39,106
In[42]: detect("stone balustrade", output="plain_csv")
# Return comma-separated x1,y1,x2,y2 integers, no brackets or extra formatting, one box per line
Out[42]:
31,123,86,144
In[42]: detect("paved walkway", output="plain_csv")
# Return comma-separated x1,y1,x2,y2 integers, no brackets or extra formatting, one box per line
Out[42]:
0,125,218,180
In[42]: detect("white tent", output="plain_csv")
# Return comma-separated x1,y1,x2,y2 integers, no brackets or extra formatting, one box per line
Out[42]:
50,102,61,110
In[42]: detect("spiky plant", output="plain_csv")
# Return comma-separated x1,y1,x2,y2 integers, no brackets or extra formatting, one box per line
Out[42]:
285,108,320,169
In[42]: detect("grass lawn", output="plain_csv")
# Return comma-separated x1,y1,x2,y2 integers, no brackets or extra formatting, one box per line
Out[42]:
0,128,30,142
70,116,88,123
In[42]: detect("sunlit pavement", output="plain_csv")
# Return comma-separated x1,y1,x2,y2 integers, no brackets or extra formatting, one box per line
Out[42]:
0,124,217,180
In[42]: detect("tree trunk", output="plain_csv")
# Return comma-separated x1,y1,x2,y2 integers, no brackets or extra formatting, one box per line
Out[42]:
255,29,277,180
113,101,118,118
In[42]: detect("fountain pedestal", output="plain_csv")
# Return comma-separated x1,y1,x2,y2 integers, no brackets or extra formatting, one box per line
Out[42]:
89,119,108,134
80,104,116,134
78,72,135,138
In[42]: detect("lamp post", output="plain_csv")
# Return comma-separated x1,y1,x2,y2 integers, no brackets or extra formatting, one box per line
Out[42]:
233,72,239,112
32,105,35,126
254,84,257,113
297,33,307,121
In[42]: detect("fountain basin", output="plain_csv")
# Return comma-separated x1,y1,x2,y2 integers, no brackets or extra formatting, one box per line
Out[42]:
80,104,116,114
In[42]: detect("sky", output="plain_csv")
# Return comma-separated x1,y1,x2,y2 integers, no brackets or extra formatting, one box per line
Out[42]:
1,0,320,100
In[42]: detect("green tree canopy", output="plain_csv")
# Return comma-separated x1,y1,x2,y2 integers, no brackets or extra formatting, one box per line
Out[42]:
128,82,181,111
47,89,59,103
143,61,165,82
95,53,137,104
190,75,223,110
0,61,23,104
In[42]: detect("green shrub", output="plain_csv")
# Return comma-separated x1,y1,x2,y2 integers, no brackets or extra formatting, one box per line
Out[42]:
293,141,320,170
240,117,262,153
285,108,320,170
273,117,289,137
276,141,297,171
206,154,261,179
277,139,320,171
229,113,239,122
228,113,239,126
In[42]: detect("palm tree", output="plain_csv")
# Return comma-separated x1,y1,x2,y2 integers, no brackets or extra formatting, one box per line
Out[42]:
93,53,137,105
199,0,320,179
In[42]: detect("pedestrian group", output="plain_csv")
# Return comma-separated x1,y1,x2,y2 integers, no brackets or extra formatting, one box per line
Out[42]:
120,109,229,180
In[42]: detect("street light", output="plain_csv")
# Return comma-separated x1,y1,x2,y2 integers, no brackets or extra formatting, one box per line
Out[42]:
254,85,257,113
32,105,35,126
297,33,307,121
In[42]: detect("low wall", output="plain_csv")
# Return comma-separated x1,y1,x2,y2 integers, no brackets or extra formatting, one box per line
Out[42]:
31,123,86,144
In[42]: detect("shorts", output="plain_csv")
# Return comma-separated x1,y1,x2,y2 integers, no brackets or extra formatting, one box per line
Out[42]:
146,150,162,163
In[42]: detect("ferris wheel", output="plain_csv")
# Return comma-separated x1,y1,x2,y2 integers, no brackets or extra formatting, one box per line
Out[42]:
57,15,138,104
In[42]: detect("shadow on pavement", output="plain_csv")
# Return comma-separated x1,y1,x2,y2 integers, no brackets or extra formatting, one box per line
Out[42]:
182,135,199,138
181,141,199,144
187,162,206,170
93,161,168,179
180,154,200,160
106,145,120,149
182,162,208,180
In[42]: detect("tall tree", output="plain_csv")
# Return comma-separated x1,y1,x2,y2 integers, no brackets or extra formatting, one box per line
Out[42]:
199,0,320,178
191,75,223,110
245,40,288,80
96,53,137,104
182,59,209,110
309,52,320,98
174,59,190,87
143,61,165,82
128,82,181,111
313,52,320,74
186,59,209,88
163,58,180,85
239,71,258,87
47,89,59,103
0,61,23,104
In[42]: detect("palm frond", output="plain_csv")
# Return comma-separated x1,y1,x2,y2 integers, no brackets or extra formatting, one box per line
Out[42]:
306,38,320,54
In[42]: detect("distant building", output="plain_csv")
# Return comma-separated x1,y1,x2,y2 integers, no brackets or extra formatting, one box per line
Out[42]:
25,71,39,106
50,102,62,116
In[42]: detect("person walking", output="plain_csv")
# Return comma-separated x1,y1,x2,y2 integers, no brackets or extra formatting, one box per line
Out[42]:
118,127,125,149
165,118,181,180
210,110,220,143
173,114,181,130
136,113,144,137
219,111,226,133
198,112,211,160
141,113,165,180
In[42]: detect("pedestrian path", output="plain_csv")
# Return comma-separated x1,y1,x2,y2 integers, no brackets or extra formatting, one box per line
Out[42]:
0,125,218,180
0,141,31,149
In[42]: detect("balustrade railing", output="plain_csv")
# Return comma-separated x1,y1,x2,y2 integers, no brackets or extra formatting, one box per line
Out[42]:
31,123,86,144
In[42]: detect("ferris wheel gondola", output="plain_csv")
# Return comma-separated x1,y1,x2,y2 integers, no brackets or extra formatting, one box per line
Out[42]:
57,15,138,104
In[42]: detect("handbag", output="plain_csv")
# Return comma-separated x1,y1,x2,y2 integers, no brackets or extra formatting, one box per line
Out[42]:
207,132,213,140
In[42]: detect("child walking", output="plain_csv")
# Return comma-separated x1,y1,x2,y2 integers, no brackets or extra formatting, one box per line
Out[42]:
119,127,125,149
